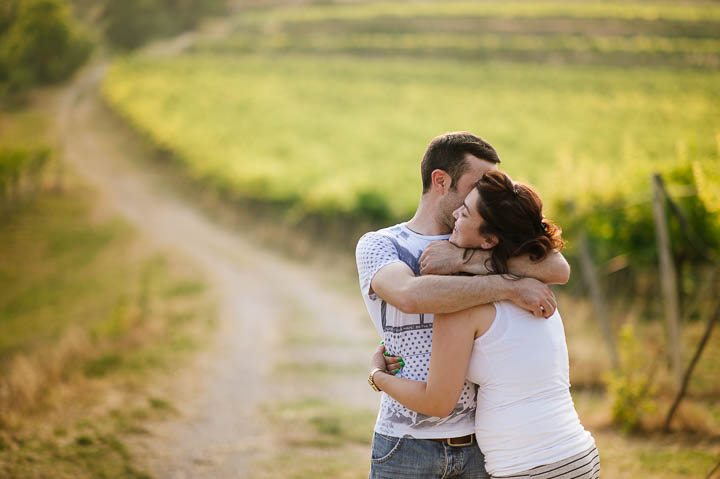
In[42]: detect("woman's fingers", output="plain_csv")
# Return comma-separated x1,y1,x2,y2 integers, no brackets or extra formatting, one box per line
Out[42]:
372,342,404,373
385,360,404,372
382,350,404,374
384,355,404,369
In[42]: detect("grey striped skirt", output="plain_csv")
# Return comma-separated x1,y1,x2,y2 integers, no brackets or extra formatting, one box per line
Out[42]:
493,445,599,479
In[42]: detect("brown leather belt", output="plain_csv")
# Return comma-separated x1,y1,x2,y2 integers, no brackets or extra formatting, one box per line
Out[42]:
428,433,475,447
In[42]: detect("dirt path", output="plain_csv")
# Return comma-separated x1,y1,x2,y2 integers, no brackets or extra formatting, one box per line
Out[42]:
56,64,379,478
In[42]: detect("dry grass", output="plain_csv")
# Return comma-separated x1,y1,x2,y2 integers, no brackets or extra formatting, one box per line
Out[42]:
0,174,215,477
0,328,88,418
557,291,720,447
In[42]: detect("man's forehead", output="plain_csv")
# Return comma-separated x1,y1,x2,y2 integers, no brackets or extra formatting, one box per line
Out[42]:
468,154,498,169
461,157,498,182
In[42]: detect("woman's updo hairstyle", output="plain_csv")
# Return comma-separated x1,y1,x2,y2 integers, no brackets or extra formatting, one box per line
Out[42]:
474,170,564,276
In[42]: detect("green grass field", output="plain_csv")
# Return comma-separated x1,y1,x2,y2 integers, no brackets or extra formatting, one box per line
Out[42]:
103,0,720,225
104,54,719,219
237,1,720,23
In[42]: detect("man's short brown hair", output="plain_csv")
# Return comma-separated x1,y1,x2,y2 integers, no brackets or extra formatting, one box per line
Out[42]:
420,132,500,194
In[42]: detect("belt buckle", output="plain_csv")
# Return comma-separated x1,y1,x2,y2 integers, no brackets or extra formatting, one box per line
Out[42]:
447,435,473,447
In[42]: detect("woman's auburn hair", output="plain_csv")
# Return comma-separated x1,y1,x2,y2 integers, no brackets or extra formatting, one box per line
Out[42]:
473,170,564,276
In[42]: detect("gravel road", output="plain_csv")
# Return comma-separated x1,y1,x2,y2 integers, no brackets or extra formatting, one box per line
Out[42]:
57,64,378,478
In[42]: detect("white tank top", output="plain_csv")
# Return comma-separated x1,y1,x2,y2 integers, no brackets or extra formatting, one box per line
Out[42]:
466,301,594,476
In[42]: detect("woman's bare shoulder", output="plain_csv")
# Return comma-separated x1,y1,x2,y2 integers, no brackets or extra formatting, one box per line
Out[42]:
467,303,497,338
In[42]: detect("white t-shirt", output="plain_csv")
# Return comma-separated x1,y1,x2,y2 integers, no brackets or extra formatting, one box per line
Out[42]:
356,223,477,439
467,301,595,476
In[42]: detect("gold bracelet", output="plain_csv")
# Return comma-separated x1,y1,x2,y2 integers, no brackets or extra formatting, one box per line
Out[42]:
368,367,385,392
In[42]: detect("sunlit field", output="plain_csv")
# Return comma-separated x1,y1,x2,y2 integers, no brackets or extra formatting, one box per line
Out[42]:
104,0,720,227
104,54,719,220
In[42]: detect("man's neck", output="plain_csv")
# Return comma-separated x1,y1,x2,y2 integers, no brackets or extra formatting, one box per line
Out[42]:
405,198,451,236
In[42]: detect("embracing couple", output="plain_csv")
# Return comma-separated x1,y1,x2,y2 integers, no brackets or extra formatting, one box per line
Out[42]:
356,132,599,479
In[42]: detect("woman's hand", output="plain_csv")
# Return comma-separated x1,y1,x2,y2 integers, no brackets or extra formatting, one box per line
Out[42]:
372,344,404,374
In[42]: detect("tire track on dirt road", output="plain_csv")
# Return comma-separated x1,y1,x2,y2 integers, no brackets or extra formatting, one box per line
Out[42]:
57,64,379,478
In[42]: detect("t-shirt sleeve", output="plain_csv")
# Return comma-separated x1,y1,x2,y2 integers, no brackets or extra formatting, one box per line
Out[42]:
356,232,401,301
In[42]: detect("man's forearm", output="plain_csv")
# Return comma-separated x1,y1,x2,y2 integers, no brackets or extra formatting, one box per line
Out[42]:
461,249,570,284
399,274,511,314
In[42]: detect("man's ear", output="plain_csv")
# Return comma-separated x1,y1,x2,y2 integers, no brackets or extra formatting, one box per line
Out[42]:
479,234,499,250
430,169,451,194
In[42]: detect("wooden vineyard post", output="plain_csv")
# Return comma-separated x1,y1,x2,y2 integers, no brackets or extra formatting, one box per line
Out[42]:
652,173,683,389
664,298,720,432
577,229,619,370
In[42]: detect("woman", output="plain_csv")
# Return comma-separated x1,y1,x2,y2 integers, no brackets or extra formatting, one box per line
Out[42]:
369,170,598,479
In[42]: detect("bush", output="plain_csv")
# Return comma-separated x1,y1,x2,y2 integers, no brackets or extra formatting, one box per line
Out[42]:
0,0,91,95
102,0,226,50
0,147,50,201
604,324,658,433
561,163,720,270
0,0,19,36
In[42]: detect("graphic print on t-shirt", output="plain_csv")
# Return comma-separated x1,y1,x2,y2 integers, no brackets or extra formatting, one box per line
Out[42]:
378,235,428,331
356,224,477,438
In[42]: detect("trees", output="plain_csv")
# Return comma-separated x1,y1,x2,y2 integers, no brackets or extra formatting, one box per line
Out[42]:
0,0,91,99
102,0,226,50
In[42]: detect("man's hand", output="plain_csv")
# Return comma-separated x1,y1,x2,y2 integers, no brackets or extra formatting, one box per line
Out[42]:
419,240,464,275
371,344,404,374
509,278,557,318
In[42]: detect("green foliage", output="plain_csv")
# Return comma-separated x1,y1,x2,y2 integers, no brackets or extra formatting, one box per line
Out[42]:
565,163,720,274
0,147,49,197
693,155,720,213
0,191,132,355
103,54,720,254
101,0,226,50
0,0,19,36
0,0,91,98
102,0,167,50
604,324,658,433
84,354,123,378
2,430,153,478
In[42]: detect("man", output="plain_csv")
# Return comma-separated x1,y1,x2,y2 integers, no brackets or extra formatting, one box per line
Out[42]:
356,132,570,478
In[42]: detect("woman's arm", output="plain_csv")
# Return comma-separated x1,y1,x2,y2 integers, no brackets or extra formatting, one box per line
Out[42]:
371,304,494,417
419,240,571,285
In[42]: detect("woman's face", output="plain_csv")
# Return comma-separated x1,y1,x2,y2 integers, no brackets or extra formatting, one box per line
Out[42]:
450,188,482,248
449,188,498,249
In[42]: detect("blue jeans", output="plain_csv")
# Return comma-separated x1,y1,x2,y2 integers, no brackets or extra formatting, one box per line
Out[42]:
369,433,489,479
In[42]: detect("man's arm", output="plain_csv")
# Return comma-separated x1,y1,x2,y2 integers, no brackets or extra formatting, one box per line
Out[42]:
419,240,570,284
371,261,556,317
